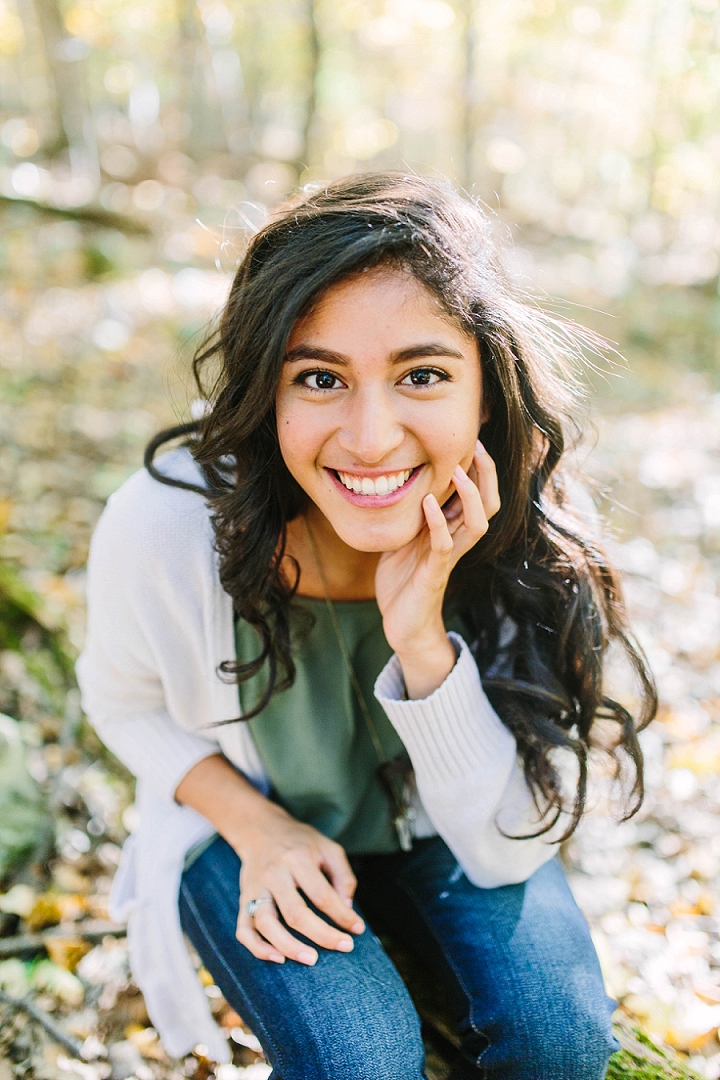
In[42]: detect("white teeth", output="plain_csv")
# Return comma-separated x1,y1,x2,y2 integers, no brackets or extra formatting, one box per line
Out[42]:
337,469,413,495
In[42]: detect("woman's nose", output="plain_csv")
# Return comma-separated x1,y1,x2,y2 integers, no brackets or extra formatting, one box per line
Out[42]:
336,389,404,463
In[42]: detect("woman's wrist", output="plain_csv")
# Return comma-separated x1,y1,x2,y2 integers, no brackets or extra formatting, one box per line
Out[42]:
229,798,293,860
175,752,288,856
395,632,457,700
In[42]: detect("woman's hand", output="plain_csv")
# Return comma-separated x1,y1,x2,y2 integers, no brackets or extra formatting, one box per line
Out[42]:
235,800,365,966
175,754,364,966
375,440,500,699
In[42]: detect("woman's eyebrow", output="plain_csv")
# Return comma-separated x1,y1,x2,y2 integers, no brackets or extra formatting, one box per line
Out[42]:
285,343,466,365
391,343,466,363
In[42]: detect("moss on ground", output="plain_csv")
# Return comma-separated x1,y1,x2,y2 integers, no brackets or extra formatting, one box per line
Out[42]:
607,1049,697,1080
605,1025,704,1080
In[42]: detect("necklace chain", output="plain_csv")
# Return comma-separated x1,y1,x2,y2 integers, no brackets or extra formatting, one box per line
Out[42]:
302,516,416,850
303,517,386,764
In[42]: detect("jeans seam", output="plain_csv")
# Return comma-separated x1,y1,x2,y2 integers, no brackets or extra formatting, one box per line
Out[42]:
392,874,492,1067
179,879,282,1077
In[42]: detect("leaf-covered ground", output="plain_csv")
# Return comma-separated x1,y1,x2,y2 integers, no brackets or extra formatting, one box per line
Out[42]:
1,201,719,1078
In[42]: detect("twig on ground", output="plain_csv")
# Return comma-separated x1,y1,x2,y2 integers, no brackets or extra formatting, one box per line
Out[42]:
0,920,126,959
0,988,85,1057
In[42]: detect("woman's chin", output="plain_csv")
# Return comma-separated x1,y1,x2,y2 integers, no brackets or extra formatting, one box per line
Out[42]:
331,515,424,554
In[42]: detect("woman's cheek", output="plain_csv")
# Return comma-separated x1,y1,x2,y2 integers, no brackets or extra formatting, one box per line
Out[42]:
277,412,320,483
434,439,473,496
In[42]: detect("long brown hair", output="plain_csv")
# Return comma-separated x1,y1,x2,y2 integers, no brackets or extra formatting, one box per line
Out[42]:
146,173,656,839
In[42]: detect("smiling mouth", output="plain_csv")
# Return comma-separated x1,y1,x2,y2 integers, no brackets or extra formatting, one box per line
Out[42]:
335,468,416,496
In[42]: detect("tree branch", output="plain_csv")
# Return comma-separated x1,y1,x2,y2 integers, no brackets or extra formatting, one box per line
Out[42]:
0,989,85,1058
0,195,151,234
0,920,126,960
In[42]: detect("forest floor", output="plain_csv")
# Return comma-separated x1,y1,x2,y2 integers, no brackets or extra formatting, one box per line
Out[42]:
0,202,719,1078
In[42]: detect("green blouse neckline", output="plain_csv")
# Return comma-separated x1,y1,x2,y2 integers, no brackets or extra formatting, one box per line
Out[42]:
235,596,404,854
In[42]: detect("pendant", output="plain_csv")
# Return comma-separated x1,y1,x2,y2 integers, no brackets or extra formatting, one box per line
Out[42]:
394,807,416,852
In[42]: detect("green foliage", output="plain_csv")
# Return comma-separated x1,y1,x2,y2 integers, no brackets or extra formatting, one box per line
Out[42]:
0,563,73,683
0,563,42,653
82,244,116,281
603,1022,706,1080
0,713,47,880
607,1048,701,1080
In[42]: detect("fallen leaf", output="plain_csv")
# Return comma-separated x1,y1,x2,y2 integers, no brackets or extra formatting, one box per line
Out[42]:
45,936,93,972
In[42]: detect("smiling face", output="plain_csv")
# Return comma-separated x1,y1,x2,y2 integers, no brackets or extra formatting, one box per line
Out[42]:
276,268,484,553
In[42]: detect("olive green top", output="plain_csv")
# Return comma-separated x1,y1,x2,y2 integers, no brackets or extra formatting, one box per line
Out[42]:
235,598,407,854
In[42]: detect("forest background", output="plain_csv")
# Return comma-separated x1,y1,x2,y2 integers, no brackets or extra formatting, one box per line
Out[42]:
1,0,720,1078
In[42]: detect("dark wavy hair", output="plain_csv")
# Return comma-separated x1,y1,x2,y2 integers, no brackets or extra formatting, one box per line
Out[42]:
146,172,656,840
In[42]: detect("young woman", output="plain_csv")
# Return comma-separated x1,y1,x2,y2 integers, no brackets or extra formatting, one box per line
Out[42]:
78,173,656,1079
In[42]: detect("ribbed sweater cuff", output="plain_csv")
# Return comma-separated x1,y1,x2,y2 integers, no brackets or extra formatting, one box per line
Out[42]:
375,632,515,784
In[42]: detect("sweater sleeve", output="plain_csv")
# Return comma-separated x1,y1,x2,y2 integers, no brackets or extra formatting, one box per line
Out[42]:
89,708,221,805
76,461,224,803
374,632,576,888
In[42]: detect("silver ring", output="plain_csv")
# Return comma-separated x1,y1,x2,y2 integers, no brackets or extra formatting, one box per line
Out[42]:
245,896,274,919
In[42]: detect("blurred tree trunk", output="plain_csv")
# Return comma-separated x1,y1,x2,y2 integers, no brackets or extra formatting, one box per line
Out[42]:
175,0,226,159
459,0,476,192
298,0,320,173
175,0,202,157
31,0,88,156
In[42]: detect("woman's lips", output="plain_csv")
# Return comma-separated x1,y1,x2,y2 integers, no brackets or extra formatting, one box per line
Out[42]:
326,466,423,507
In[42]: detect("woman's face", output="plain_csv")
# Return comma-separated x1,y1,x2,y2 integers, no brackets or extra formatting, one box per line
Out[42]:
276,268,484,553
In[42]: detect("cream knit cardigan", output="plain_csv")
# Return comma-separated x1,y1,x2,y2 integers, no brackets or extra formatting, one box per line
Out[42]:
76,448,570,1062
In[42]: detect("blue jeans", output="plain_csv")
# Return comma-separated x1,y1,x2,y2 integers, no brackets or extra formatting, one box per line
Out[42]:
179,835,618,1079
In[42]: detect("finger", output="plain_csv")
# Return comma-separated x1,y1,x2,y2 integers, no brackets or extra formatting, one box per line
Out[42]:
474,441,501,519
236,904,286,964
320,843,360,911
422,494,454,558
268,872,357,953
450,464,487,542
294,861,365,935
251,904,321,965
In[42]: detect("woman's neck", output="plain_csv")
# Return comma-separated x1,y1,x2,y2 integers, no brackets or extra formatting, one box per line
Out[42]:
284,508,380,601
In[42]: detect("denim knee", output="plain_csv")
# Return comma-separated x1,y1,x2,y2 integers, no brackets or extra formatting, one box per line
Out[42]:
269,1004,426,1080
458,992,619,1079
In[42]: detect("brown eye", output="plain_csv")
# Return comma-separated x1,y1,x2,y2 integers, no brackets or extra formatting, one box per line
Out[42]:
299,370,343,390
401,367,448,387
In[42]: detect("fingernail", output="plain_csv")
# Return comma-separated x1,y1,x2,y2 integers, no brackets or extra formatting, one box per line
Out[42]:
269,952,285,964
298,949,317,965
476,440,487,454
351,920,365,933
343,897,354,907
336,938,354,952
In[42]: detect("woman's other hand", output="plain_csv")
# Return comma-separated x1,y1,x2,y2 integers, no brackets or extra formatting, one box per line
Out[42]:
375,440,500,699
176,754,364,965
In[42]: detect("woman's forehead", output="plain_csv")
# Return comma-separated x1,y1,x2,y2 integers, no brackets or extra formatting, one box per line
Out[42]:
288,269,472,349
